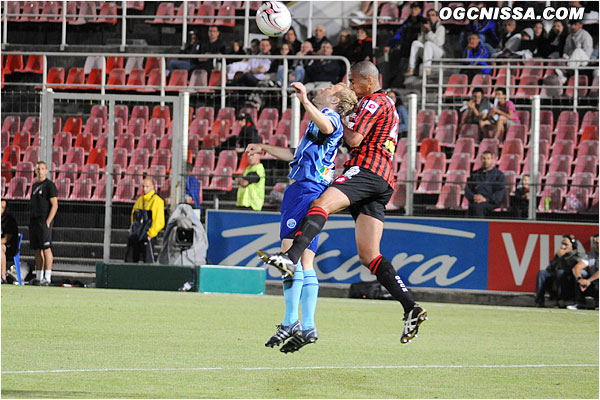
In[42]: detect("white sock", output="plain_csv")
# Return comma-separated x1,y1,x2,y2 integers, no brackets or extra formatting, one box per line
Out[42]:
36,270,43,280
44,270,52,282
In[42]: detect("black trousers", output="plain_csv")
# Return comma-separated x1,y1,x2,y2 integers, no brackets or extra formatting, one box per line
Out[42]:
125,237,155,263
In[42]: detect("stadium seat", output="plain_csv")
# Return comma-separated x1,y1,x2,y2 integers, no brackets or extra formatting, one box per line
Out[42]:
280,109,292,122
1,177,5,197
126,118,146,137
498,153,521,175
0,131,8,152
258,108,279,125
2,116,20,136
5,177,28,200
158,134,173,150
217,107,237,125
539,110,554,131
208,166,233,191
196,106,215,126
477,138,500,158
577,140,599,158
445,169,468,189
505,124,527,145
398,153,421,174
91,176,108,201
212,119,232,141
131,105,150,124
570,172,594,192
188,69,208,92
190,118,210,140
555,111,579,133
192,166,211,187
416,169,443,194
73,132,94,154
3,54,23,74
127,1,145,11
202,134,220,149
64,67,86,90
194,149,216,172
2,145,20,165
216,150,238,171
1,161,13,183
115,104,129,126
116,132,135,152
546,154,572,175
580,111,598,134
422,152,446,173
415,123,433,142
433,125,456,147
57,163,78,182
52,146,64,167
146,118,166,137
12,131,31,150
93,2,118,24
22,146,38,164
63,117,83,135
191,3,215,25
114,177,136,202
417,109,435,125
419,138,441,160
447,152,472,172
386,178,406,211
15,161,34,185
18,55,44,74
170,2,196,24
130,148,150,168
435,184,462,209
138,134,157,152
269,134,288,147
502,138,524,159
87,147,107,168
38,1,61,22
138,68,162,92
69,177,93,201
106,68,127,90
113,148,129,169
149,165,167,189
572,155,598,176
69,1,97,25
563,187,590,213
167,69,189,92
188,134,201,155
551,139,575,159
467,74,492,96
443,74,468,97
81,163,99,184
90,104,108,123
44,66,65,89
514,76,540,98
537,187,564,212
207,69,222,87
565,75,589,98
125,165,145,185
454,137,475,160
146,2,175,24
579,126,598,146
144,57,161,76
438,109,458,128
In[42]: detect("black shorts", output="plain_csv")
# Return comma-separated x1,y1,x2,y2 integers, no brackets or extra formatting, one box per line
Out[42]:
29,218,53,250
4,244,17,260
330,166,393,222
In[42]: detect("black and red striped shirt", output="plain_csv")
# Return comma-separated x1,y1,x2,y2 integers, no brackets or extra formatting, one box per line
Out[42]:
346,90,399,186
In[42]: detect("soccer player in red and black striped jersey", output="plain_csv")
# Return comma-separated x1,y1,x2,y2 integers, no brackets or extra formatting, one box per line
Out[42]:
260,61,427,344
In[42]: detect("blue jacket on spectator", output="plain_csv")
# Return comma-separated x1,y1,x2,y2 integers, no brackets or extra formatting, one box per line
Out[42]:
464,166,505,207
463,43,491,75
470,20,499,47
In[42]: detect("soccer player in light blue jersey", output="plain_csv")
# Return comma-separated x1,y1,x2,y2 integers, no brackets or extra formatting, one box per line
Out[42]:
247,82,357,353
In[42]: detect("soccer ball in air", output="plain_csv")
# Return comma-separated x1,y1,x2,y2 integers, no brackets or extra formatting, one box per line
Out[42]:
256,1,292,37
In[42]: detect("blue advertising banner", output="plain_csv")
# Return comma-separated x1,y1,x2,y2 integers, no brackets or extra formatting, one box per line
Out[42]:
206,210,489,290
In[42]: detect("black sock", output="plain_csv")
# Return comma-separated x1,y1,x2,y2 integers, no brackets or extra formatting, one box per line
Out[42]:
368,255,415,313
286,207,328,263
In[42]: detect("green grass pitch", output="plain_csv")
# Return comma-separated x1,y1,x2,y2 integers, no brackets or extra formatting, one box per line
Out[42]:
1,286,598,399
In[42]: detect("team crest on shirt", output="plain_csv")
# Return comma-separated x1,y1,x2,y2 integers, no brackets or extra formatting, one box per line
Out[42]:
363,100,379,114
286,218,297,229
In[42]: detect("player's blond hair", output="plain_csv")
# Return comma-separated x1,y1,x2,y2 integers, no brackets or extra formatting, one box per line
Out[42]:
333,83,358,117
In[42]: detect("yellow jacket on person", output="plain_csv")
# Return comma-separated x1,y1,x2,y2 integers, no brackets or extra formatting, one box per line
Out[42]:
131,190,165,239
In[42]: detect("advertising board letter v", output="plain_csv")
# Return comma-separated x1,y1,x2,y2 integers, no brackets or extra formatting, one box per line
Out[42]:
502,233,538,286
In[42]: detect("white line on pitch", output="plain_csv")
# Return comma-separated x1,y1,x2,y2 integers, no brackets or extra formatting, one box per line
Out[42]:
2,364,597,375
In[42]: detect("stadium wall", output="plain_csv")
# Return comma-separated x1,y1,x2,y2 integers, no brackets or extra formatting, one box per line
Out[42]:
206,210,598,293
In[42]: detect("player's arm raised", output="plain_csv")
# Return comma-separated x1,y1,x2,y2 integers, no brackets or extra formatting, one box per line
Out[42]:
342,124,364,148
291,82,334,134
246,143,294,162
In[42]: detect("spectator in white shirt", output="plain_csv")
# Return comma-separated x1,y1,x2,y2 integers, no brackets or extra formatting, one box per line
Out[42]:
405,9,445,77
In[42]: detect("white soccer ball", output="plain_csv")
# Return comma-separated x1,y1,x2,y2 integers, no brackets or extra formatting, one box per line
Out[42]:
256,1,292,37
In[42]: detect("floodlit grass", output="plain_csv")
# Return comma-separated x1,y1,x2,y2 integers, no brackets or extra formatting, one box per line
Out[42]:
1,286,598,399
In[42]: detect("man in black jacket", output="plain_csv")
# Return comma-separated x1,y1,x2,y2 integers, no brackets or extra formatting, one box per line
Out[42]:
464,151,505,217
535,234,580,308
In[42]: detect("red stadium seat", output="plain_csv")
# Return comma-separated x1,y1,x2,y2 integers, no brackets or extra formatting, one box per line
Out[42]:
216,150,238,171
113,148,129,169
145,2,174,24
208,167,233,191
106,68,127,90
202,134,220,149
445,169,468,189
419,138,441,160
57,163,78,182
63,117,83,135
565,75,589,98
505,124,527,144
191,3,215,25
422,152,446,173
87,147,107,168
93,2,118,24
126,118,146,137
1,161,13,183
514,76,540,98
435,184,462,209
74,132,94,153
15,161,34,185
69,1,97,25
438,109,458,128
138,68,162,93
447,152,472,172
188,69,208,92
443,74,468,97
4,54,24,74
5,177,29,200
81,163,99,184
194,149,215,172
522,154,546,177
577,140,599,158
131,105,149,124
22,146,39,164
196,106,215,126
555,111,579,133
12,131,30,151
138,134,157,152
38,1,61,22
19,55,44,74
454,137,475,160
551,139,575,159
158,134,173,150
579,126,598,145
171,2,195,24
193,166,212,187
498,153,522,175
115,104,129,126
537,187,564,212
217,107,237,125
433,125,456,147
52,146,63,167
113,177,136,202
190,118,210,140
2,145,20,165
146,118,166,137
258,108,279,125
416,169,443,194
65,147,85,168
116,132,135,152
126,165,145,185
144,57,161,76
130,148,150,168
2,115,20,135
539,110,554,131
467,74,492,97
547,154,572,175
386,180,406,211
501,138,524,159
572,155,598,176
212,119,232,141
269,134,288,147
167,69,189,92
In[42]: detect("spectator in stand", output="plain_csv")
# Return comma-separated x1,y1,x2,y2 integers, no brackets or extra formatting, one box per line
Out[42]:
283,27,302,55
308,24,329,53
334,29,354,61
185,163,201,209
274,43,298,86
509,174,530,218
461,33,491,81
219,112,262,153
230,40,246,55
386,90,408,137
1,200,19,284
29,161,58,286
405,8,445,77
350,1,377,24
535,234,580,308
568,234,599,310
541,20,568,58
287,40,315,85
250,38,260,55
462,2,499,54
531,22,547,55
493,20,521,57
304,41,342,93
517,28,541,59
481,88,520,140
462,87,492,134
125,177,165,263
230,39,272,87
350,27,373,64
384,2,425,87
555,20,594,85
464,151,505,217
167,27,226,77
236,151,266,211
